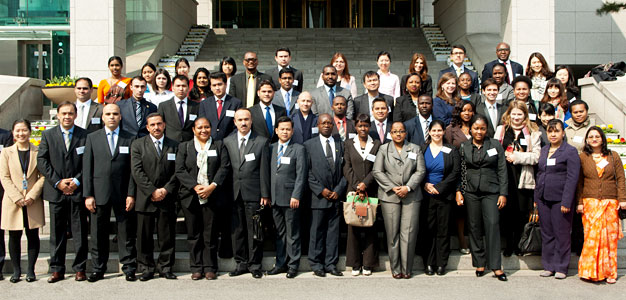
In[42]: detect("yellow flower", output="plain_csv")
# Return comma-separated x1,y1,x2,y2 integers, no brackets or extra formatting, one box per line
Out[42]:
600,124,607,129
607,138,613,143
608,124,614,129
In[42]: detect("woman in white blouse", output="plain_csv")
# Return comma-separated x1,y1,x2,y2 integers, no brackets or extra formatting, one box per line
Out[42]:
376,51,400,99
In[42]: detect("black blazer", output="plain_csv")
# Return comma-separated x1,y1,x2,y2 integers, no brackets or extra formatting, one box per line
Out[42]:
304,135,347,209
343,138,381,196
422,143,460,201
83,128,136,206
130,135,179,213
158,99,199,143
265,66,304,93
223,131,271,202
475,101,505,138
400,74,433,97
36,126,88,203
79,101,104,133
198,94,242,141
228,71,272,106
250,103,287,143
393,94,418,123
118,97,158,137
458,138,508,196
353,93,395,123
439,67,480,94
404,115,428,146
175,140,230,208
481,59,524,81
290,110,318,145
368,120,392,144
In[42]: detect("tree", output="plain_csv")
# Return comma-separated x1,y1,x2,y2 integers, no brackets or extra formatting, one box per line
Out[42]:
596,2,626,15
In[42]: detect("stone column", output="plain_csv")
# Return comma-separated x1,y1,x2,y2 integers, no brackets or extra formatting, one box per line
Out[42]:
506,0,555,69
197,0,213,26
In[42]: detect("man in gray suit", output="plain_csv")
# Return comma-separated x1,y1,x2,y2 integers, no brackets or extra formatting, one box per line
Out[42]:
304,113,347,277
272,68,300,116
353,71,394,122
311,65,354,119
73,77,103,134
265,47,304,93
266,116,307,279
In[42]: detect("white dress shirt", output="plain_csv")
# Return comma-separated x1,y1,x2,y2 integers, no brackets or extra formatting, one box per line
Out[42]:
149,134,165,153
499,59,515,81
174,96,188,122
259,102,276,125
237,130,252,149
75,99,91,129
319,135,336,162
104,126,120,150
418,114,432,137
485,100,499,127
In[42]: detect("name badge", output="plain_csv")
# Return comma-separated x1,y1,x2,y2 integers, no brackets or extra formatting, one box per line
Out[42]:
76,146,85,155
167,153,176,161
22,179,28,191
408,152,417,160
280,157,291,165
311,127,319,134
496,94,503,100
349,133,357,139
366,154,376,162
487,148,498,157
597,159,609,169
0,145,4,152
293,80,299,86
117,81,127,89
528,113,537,121
441,146,451,154
119,146,129,154
519,138,527,146
386,132,392,140
294,103,300,110
208,150,217,157
569,97,576,103
245,153,255,162
91,118,101,124
225,110,235,117
573,136,583,143
189,114,197,121
547,158,556,166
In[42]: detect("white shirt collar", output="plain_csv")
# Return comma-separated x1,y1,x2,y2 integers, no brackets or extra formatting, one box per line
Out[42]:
352,135,374,159
452,63,465,72
174,96,188,104
259,102,273,111
319,134,334,145
237,130,252,142
324,85,336,93
277,139,290,152
105,126,120,135
418,114,432,123
149,134,164,145
76,99,91,107
375,119,387,128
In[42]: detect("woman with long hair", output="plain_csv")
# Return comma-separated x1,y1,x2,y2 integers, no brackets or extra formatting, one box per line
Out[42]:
540,78,570,123
525,52,553,101
149,69,174,106
175,57,194,91
189,67,212,102
376,51,401,99
401,53,432,97
555,65,579,101
432,72,461,126
97,56,131,103
317,52,358,98
141,62,157,98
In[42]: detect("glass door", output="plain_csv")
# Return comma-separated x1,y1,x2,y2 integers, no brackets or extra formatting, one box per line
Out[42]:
218,0,263,28
21,41,51,81
361,0,415,27
306,0,329,28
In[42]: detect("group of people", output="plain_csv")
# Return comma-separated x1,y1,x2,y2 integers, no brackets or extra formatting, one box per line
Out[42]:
0,43,623,285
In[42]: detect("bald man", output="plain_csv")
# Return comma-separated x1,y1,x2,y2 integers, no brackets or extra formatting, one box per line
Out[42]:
290,92,319,145
481,42,524,83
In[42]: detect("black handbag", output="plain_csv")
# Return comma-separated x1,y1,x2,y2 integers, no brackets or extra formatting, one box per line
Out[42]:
518,208,542,254
252,205,264,241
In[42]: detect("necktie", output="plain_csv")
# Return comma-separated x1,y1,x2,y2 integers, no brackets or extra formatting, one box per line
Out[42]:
178,101,185,126
155,140,162,156
135,101,142,127
277,144,284,167
239,137,246,162
246,73,256,108
338,119,346,141
489,105,498,127
378,122,385,143
284,91,291,116
325,139,335,172
63,130,71,150
217,99,223,120
503,61,511,84
265,106,273,137
76,104,85,127
328,88,335,107
108,132,115,155
456,67,462,78
424,119,430,140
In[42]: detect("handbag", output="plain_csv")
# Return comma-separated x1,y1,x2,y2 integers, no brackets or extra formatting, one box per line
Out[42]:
518,208,542,254
459,143,468,194
343,192,378,227
251,205,264,241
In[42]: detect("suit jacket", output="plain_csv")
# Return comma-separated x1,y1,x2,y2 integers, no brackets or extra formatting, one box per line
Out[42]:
353,93,395,123
439,67,480,94
304,135,347,209
422,143,460,201
343,137,381,196
158,98,199,143
272,89,300,114
458,138,507,196
175,139,230,208
369,120,392,144
534,142,580,208
444,124,469,148
404,116,428,146
393,94,418,123
372,142,426,204
228,71,272,106
77,101,104,133
250,103,287,143
198,94,242,141
310,85,354,119
265,66,304,93
432,97,453,126
290,110,318,145
270,141,307,207
476,101,505,138
118,97,158,138
331,118,356,140
481,59,524,81
400,74,433,98
82,128,136,206
223,131,270,202
37,126,88,203
130,135,179,213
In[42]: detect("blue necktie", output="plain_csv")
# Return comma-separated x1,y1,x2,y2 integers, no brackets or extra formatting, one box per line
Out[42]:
265,106,273,137
328,88,335,107
277,144,284,167
284,92,290,116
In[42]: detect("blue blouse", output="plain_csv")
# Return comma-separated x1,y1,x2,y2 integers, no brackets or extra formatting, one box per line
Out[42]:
424,146,444,185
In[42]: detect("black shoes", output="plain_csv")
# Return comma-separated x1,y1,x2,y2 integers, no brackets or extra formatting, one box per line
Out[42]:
251,270,263,279
436,266,446,276
25,274,36,282
139,272,154,281
328,269,343,277
425,265,435,276
125,272,136,282
266,266,288,275
87,272,104,282
503,249,513,257
286,269,298,278
494,271,508,281
159,272,177,280
475,269,486,277
228,269,249,277
313,270,326,277
10,274,21,283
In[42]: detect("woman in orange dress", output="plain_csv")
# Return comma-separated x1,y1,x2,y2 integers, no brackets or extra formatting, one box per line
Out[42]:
97,56,131,103
576,126,626,284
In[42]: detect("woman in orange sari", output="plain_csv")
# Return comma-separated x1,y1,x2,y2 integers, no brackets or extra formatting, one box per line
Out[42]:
97,56,131,103
576,126,626,283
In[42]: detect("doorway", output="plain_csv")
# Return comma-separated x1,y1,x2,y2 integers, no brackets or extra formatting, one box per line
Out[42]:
19,41,51,81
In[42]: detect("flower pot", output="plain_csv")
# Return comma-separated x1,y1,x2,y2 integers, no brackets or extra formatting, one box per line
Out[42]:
608,144,626,155
42,86,97,105
606,133,619,140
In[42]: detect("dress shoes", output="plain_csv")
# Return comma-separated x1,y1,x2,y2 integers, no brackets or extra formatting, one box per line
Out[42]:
205,272,217,280
425,265,435,276
494,272,507,281
436,266,446,276
10,275,21,283
286,269,297,279
25,274,36,282
125,272,137,282
159,272,177,280
502,249,513,257
402,274,411,279
251,270,263,279
139,272,154,281
313,270,326,277
75,271,87,281
475,270,486,277
48,272,64,283
87,272,104,282
392,273,403,279
191,272,203,280
328,269,343,277
228,269,249,277
266,266,288,275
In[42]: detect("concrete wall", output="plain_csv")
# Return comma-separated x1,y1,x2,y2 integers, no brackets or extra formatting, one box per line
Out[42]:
161,0,198,56
421,0,435,24
197,0,213,26
0,41,19,76
0,76,45,129
508,0,555,69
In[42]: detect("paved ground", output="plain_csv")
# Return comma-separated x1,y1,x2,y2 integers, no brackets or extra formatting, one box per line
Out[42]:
2,270,625,299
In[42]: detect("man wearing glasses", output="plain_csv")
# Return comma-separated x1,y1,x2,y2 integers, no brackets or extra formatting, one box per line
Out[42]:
481,42,524,83
438,45,480,94
228,52,272,108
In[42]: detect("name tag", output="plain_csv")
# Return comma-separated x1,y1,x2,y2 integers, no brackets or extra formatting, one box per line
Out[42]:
76,146,85,155
547,158,556,166
280,157,291,165
487,148,498,157
573,136,583,143
311,127,319,134
245,153,255,161
528,113,537,121
519,138,527,146
294,103,300,110
441,146,451,154
225,110,235,117
119,146,129,154
293,80,299,86
91,118,101,124
386,132,392,140
408,152,417,160
496,94,503,100
349,133,357,139
597,159,609,169
569,97,576,103
366,154,376,162
167,153,176,161
117,81,127,89
189,114,197,121
0,145,4,152
208,150,217,157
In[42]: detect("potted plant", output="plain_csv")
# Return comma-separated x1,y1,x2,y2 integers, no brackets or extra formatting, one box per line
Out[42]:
601,124,619,140
42,76,98,105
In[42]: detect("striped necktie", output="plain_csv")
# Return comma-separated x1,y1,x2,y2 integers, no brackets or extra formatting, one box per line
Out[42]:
135,101,142,127
277,144,284,167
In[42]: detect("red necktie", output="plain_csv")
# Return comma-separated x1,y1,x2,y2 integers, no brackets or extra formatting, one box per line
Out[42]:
217,99,223,120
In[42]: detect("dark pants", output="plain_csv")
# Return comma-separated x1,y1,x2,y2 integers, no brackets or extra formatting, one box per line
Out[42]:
8,207,39,276
136,209,176,273
502,188,533,251
0,191,5,272
308,205,340,272
216,203,233,258
90,203,137,274
571,213,584,255
273,206,301,271
425,195,452,267
345,224,378,269
536,198,573,274
231,196,263,271
465,192,501,270
48,199,89,273
182,200,219,273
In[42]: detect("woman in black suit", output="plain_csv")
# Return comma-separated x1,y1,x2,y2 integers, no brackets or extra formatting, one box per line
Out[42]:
422,120,460,276
175,117,230,280
456,115,508,281
393,73,422,123
343,114,382,276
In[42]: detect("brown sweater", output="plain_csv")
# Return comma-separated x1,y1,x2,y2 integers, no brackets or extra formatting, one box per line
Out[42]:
576,151,626,205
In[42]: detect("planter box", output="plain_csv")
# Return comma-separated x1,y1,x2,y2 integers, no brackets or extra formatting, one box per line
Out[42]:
606,133,620,140
608,144,626,155
42,86,97,105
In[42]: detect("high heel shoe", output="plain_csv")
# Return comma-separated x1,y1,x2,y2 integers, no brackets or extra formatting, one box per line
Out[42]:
493,270,507,281
475,269,485,277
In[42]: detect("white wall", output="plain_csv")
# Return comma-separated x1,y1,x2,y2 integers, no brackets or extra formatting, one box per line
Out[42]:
507,0,555,68
197,0,212,26
0,41,18,76
421,0,435,24
162,0,198,56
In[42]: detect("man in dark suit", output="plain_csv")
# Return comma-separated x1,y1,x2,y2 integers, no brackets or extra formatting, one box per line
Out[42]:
131,113,178,281
272,68,300,116
330,96,356,142
369,98,392,144
73,77,103,133
158,75,198,143
290,92,318,145
199,72,242,141
265,47,304,93
304,113,347,277
118,76,158,137
37,102,89,283
0,127,12,279
229,51,272,108
223,108,271,279
353,71,394,122
476,79,504,138
266,116,307,279
438,45,480,94
481,42,524,83
405,95,433,146
83,103,137,282
250,80,287,143
311,65,354,119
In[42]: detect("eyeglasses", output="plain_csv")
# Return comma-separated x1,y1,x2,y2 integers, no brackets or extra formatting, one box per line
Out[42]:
244,58,258,62
391,130,406,134
497,48,511,52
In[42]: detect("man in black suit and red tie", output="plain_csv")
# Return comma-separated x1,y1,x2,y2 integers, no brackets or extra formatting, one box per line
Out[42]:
158,75,198,143
198,72,242,141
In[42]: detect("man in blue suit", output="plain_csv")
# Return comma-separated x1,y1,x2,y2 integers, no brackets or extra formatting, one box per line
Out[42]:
438,45,480,94
405,95,434,146
481,42,524,83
